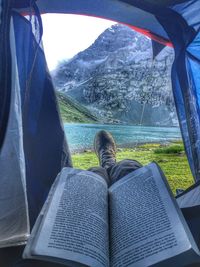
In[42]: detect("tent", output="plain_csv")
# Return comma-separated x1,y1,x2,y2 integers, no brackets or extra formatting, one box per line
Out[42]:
0,0,200,266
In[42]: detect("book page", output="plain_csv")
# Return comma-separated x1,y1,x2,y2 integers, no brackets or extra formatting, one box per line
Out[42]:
109,163,197,267
25,168,109,267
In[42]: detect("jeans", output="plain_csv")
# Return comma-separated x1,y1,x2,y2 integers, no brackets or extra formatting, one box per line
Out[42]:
88,159,142,186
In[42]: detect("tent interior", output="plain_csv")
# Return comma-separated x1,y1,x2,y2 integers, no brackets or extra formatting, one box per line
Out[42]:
0,0,200,266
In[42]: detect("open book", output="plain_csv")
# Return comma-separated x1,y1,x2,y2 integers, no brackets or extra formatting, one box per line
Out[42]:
23,163,200,267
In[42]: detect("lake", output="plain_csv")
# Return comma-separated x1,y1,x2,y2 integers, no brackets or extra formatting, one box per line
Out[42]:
64,123,182,152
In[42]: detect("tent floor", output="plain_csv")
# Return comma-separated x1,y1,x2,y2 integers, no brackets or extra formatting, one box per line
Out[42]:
0,246,63,267
1,245,200,267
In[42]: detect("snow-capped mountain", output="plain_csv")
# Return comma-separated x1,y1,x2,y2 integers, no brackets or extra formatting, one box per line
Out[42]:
52,24,178,126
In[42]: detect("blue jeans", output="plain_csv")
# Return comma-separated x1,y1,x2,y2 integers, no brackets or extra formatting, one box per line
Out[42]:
88,159,142,186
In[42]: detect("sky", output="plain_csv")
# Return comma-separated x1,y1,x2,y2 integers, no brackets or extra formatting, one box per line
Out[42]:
41,14,116,70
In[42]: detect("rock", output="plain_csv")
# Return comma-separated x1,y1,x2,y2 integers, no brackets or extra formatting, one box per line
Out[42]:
157,159,168,163
84,149,91,153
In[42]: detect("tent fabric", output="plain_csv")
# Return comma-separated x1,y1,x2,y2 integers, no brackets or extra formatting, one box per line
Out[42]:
160,11,197,179
176,182,200,250
185,30,200,175
155,3,200,180
181,206,200,251
12,12,72,227
170,0,200,32
177,181,200,208
0,0,2,23
0,17,29,248
13,0,37,9
152,40,166,59
187,30,200,60
0,0,12,154
18,0,170,45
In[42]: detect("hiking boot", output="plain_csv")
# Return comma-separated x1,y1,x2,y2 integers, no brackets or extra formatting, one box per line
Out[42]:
94,130,117,169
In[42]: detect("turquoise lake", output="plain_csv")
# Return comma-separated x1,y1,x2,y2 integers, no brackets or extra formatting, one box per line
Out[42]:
64,123,182,152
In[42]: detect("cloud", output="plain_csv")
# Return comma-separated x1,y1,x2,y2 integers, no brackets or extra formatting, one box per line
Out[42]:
42,14,116,70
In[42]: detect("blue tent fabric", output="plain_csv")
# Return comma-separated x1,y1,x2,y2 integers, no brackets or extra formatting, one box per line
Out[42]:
153,3,200,180
170,0,200,32
185,31,200,175
182,206,200,250
151,40,166,59
24,0,170,42
13,12,72,226
13,0,37,9
187,30,200,61
131,0,200,181
0,0,12,153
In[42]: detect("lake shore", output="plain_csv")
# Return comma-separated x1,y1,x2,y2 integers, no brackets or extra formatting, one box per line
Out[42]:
69,139,182,154
64,123,181,152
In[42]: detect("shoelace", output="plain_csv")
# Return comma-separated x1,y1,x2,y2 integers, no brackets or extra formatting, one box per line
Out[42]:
99,148,116,168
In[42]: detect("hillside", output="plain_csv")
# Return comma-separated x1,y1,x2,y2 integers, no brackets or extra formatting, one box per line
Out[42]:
56,92,98,123
53,24,177,126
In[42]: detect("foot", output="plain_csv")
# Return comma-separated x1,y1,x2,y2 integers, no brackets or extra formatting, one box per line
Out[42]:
94,130,117,169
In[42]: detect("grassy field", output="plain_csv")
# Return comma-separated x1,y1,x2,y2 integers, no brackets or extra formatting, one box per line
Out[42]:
72,141,194,194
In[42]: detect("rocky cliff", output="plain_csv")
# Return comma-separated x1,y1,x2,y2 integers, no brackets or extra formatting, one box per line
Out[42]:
52,24,178,126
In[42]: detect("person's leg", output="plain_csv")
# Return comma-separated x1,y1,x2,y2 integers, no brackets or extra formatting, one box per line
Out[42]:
88,166,110,185
107,159,142,185
93,130,142,185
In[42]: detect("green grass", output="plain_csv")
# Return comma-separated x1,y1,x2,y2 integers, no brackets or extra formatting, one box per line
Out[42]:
57,92,98,123
154,143,184,154
72,142,194,194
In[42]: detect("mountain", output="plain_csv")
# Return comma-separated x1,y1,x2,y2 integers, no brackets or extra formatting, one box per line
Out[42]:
56,92,98,123
53,24,178,126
